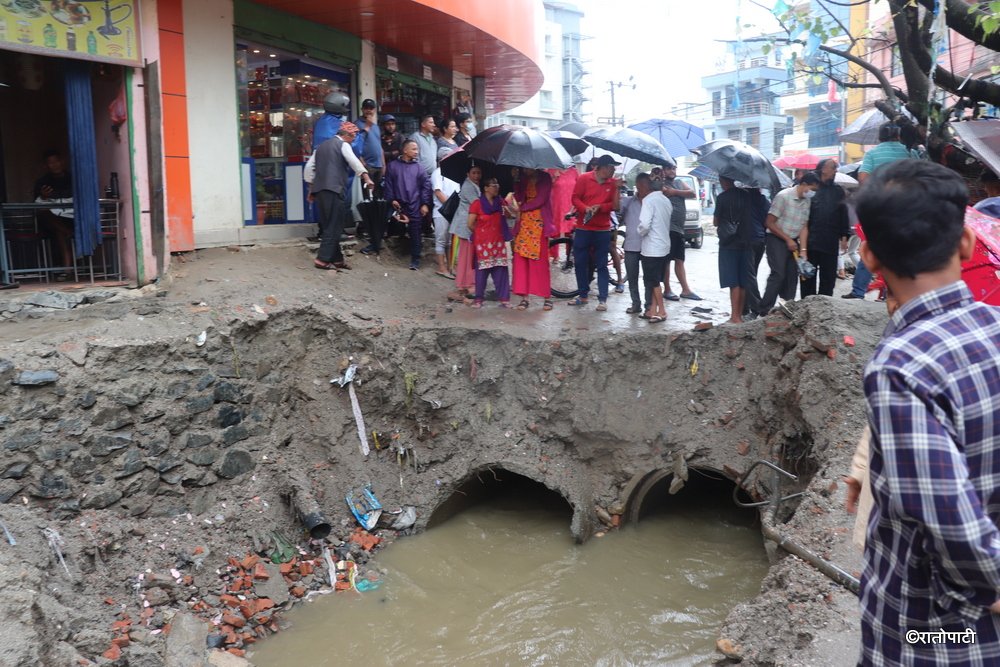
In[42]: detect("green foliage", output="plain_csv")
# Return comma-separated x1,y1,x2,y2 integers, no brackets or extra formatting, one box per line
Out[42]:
970,1,1000,37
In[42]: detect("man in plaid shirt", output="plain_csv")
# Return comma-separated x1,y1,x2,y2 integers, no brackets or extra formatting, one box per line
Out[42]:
855,159,1000,665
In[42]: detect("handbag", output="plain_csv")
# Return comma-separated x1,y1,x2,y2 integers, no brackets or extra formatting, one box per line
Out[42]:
718,218,740,244
439,191,460,222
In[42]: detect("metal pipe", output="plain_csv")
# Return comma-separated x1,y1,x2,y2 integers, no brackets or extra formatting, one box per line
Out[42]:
289,488,332,540
761,521,860,596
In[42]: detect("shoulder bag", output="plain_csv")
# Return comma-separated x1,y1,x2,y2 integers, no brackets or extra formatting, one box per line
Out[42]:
439,191,460,222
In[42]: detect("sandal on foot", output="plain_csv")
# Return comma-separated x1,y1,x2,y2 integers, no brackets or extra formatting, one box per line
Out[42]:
333,262,352,270
435,271,453,279
680,292,703,301
665,292,680,301
516,300,530,310
470,301,483,309
314,260,338,271
648,315,666,323
542,300,554,311
567,297,588,306
596,302,608,312
499,302,512,309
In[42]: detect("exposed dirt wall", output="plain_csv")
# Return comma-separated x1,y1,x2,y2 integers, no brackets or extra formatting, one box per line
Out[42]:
0,295,884,665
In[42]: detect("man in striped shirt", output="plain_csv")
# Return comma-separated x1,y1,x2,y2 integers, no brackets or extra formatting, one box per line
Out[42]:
855,159,1000,665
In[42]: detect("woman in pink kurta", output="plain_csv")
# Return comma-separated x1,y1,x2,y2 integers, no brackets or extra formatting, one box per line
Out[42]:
512,169,555,310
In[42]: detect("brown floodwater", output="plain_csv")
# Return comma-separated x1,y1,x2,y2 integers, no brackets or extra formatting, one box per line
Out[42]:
251,477,769,666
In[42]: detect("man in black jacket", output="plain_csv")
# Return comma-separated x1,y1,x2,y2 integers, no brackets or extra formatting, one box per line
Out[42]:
800,159,849,297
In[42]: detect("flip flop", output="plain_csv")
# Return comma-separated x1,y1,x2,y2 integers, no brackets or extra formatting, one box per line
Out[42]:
516,300,530,310
435,271,454,279
648,315,666,323
665,292,681,301
542,300,554,311
680,293,703,301
567,297,588,306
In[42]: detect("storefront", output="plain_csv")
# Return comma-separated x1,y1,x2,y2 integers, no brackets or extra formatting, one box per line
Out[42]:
373,47,453,137
233,0,359,228
0,0,144,285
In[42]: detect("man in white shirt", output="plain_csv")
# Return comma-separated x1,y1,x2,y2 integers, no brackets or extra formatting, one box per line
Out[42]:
637,176,673,323
431,146,460,278
619,173,654,314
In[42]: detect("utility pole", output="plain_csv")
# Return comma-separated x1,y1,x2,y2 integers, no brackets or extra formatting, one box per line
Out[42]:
606,77,635,127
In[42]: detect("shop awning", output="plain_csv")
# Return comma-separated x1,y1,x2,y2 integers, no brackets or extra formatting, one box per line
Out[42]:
249,0,544,113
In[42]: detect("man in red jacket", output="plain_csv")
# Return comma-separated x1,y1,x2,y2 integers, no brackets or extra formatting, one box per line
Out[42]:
569,154,620,310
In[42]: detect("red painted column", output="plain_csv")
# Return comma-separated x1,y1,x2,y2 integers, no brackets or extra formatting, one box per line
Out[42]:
157,0,194,252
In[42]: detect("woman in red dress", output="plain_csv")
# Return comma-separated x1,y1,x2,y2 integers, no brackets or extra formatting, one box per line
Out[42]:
467,178,512,308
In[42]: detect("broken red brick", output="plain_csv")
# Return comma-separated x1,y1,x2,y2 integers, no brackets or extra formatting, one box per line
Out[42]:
228,557,242,570
610,515,621,528
736,441,750,456
253,563,270,580
291,586,307,597
278,562,294,575
843,335,856,347
111,636,130,649
111,620,132,632
102,644,122,661
827,348,838,360
256,598,275,613
349,528,382,551
241,555,260,571
222,613,246,629
220,594,241,607
299,562,314,576
103,597,115,605
239,604,255,620
227,648,246,657
693,322,713,331
193,546,205,555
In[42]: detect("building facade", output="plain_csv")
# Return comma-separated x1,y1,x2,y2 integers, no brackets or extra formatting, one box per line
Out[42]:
700,38,790,159
0,0,544,284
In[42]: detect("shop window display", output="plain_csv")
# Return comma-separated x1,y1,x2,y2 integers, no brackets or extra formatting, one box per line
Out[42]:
236,45,350,224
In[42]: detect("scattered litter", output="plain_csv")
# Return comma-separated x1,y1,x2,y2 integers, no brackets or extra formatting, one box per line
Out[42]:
378,506,417,531
252,304,266,315
0,518,15,545
195,331,207,347
346,485,383,531
356,578,382,592
636,389,642,399
689,350,700,376
332,365,369,455
43,527,71,577
693,322,713,331
265,295,278,306
691,306,713,314
843,335,855,347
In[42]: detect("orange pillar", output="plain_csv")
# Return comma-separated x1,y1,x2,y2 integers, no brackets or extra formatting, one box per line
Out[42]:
157,0,194,252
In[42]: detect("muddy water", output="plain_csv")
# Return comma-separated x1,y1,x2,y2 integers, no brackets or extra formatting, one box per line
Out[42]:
251,484,769,666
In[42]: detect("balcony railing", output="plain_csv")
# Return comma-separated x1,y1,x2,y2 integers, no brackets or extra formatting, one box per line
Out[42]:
720,101,777,118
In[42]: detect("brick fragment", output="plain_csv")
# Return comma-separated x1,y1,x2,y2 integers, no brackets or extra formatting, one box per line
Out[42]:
222,613,246,629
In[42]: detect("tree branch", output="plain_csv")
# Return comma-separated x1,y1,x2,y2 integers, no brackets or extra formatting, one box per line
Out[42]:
933,64,1000,107
818,43,898,103
914,0,1000,53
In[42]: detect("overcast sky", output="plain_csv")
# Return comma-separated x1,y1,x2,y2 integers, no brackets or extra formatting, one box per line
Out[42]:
575,0,781,123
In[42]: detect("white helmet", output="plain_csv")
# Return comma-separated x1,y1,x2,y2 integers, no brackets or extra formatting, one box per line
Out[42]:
323,91,350,115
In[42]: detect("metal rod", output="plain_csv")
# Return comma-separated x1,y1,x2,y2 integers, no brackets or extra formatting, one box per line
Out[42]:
761,521,860,595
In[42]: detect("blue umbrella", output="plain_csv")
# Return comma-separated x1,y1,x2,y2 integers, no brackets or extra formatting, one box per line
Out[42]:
629,117,706,157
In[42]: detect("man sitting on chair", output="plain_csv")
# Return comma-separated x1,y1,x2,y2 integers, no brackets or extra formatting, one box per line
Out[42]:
34,149,74,274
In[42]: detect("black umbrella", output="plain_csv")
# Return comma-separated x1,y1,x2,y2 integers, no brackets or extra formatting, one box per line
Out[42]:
691,139,790,192
439,146,475,184
356,196,392,252
462,125,573,170
582,126,675,166
553,120,591,137
546,130,589,157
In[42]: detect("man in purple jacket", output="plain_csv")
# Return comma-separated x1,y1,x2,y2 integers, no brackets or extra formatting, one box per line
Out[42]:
379,139,432,269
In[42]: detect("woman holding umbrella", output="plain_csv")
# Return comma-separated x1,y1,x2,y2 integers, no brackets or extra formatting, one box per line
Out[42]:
512,168,556,310
467,177,513,308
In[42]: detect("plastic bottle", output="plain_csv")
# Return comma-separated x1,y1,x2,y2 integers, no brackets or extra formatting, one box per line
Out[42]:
86,31,97,55
43,23,56,48
66,27,76,52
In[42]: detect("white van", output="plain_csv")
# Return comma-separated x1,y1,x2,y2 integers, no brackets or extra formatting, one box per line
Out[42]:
675,170,705,249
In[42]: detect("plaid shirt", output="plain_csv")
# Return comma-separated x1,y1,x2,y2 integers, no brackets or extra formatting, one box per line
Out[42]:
861,281,1000,666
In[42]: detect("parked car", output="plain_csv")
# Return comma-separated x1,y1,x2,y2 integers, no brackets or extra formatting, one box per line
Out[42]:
674,172,704,249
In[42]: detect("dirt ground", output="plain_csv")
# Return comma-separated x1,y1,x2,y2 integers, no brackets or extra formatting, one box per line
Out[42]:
0,233,888,666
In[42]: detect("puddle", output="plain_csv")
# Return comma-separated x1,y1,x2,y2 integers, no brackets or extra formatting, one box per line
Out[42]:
251,483,769,666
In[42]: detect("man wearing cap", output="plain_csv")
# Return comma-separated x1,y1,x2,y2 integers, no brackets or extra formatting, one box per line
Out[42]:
310,122,373,271
355,99,384,197
569,154,621,310
381,114,403,166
